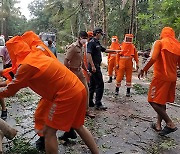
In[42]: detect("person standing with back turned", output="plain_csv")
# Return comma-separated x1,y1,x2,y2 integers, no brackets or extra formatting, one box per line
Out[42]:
138,27,180,136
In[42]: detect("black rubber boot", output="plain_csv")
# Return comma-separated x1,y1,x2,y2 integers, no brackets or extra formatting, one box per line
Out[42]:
107,76,113,83
115,87,119,95
126,88,131,97
59,128,77,141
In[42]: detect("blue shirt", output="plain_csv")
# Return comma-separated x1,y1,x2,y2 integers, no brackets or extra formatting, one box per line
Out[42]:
48,45,57,57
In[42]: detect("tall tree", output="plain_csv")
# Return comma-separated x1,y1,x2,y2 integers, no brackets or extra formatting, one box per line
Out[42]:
0,0,26,38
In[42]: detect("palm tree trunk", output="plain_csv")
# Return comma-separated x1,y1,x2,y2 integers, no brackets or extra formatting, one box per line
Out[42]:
102,0,107,46
129,0,135,34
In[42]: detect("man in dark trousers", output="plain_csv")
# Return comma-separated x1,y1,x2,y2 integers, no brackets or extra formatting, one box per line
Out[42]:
87,28,107,110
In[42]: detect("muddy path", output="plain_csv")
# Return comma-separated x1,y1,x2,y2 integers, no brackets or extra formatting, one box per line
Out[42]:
2,54,180,154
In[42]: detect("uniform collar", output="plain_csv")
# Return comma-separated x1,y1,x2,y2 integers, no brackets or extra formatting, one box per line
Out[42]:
74,40,82,48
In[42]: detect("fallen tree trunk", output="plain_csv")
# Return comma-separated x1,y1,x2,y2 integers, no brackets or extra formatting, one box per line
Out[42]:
0,130,4,154
0,118,17,153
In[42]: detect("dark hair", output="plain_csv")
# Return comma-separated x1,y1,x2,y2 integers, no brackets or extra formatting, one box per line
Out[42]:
79,31,88,38
93,28,103,36
48,40,52,45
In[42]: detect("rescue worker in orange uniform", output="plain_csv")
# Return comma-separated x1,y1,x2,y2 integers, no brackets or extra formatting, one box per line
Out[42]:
0,31,60,150
0,30,57,82
0,36,99,154
107,36,121,83
115,34,139,96
138,27,180,136
22,31,59,150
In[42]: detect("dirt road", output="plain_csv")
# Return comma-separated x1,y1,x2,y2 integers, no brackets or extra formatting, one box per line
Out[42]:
2,54,180,154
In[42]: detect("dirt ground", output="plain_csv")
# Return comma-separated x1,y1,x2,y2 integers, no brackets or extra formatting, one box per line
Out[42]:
2,54,180,154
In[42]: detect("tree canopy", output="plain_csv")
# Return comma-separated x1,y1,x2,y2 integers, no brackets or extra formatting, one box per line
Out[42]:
0,0,179,50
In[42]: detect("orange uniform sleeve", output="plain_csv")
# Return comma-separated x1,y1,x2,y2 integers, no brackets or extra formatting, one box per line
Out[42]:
0,64,39,98
108,53,110,60
116,53,120,65
142,40,161,71
133,49,139,65
2,67,13,80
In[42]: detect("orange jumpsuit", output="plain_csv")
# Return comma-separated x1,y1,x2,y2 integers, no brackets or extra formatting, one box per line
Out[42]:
2,31,57,83
0,36,86,132
82,31,93,83
142,27,180,105
1,32,60,135
116,34,138,87
108,36,120,77
82,44,90,83
22,31,61,135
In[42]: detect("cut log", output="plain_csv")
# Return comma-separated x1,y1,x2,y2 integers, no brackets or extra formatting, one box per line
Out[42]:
0,130,4,154
0,119,17,153
0,118,17,139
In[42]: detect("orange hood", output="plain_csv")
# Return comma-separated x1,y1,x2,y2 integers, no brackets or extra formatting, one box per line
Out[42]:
124,34,133,43
87,31,93,38
22,31,57,59
125,34,133,38
110,36,120,50
6,36,53,72
22,31,42,47
6,36,31,67
160,27,180,56
121,34,135,56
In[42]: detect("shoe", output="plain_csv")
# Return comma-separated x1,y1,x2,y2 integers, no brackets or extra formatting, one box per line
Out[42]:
95,105,107,110
86,111,95,119
1,109,7,120
126,88,131,97
126,92,130,97
59,128,77,141
151,123,161,132
36,136,45,151
107,77,112,83
115,91,119,96
115,87,119,96
89,101,95,107
159,126,178,136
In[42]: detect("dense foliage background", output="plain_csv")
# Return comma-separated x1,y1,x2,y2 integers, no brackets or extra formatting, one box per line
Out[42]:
0,0,180,50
